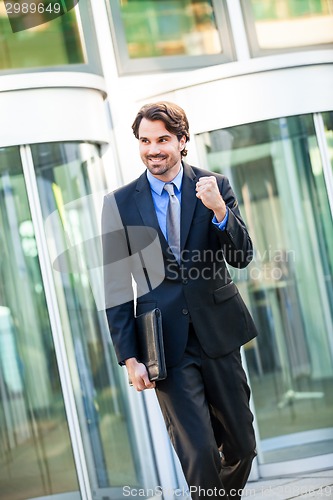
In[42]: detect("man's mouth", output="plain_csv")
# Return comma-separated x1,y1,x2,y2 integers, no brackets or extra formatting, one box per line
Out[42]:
148,156,166,163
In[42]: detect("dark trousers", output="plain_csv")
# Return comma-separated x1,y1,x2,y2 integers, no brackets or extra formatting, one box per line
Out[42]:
155,324,256,500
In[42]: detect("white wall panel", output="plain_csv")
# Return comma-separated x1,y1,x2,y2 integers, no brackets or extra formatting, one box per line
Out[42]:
110,62,333,182
0,86,109,147
136,64,333,135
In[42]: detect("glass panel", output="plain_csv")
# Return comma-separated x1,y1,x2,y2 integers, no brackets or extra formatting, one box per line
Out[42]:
31,142,158,497
197,115,333,464
245,0,333,51
323,111,333,172
0,1,85,70
119,0,222,58
0,147,79,500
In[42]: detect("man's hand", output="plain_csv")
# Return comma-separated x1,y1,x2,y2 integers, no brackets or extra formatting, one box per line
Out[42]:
125,357,156,391
195,176,226,222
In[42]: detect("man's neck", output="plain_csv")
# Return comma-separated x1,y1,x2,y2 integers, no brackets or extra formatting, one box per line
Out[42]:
150,162,182,183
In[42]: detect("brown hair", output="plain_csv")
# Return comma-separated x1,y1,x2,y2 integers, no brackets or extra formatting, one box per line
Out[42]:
132,101,190,157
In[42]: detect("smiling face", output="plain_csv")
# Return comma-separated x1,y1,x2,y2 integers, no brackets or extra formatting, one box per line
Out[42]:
138,118,186,182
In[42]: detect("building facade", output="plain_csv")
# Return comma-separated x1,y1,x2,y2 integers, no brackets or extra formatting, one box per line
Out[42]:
0,1,333,499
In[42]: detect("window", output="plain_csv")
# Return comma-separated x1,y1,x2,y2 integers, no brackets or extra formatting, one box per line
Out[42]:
197,114,333,463
0,143,159,498
323,111,333,173
108,0,234,74
0,0,101,73
30,142,158,497
0,147,79,499
241,0,333,56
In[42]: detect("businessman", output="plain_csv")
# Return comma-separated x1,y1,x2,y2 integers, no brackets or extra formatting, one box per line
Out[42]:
102,102,257,499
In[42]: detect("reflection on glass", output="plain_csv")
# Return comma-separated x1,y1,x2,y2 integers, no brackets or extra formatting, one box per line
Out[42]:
0,147,79,499
197,114,333,463
120,0,222,58
323,111,333,173
246,0,333,50
31,143,156,495
0,3,85,70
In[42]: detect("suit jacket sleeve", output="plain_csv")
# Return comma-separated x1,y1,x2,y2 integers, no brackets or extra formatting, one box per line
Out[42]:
215,175,253,269
102,193,139,364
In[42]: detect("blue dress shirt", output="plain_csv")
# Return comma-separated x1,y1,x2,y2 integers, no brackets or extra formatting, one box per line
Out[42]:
146,166,228,239
147,167,183,240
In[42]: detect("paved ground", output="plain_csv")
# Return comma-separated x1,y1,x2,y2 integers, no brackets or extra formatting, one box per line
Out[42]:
243,469,333,499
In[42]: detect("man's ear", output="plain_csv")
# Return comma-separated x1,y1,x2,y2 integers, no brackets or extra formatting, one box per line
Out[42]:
179,135,187,150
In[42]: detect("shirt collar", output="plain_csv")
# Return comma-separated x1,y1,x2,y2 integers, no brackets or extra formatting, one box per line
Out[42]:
147,164,183,196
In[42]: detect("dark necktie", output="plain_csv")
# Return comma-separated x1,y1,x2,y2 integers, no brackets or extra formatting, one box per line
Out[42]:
164,182,181,263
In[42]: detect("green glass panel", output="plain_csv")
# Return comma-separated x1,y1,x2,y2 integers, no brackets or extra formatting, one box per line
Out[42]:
250,0,329,20
197,114,333,463
0,147,79,499
119,0,222,58
248,0,333,49
30,142,156,494
0,1,85,70
323,111,333,173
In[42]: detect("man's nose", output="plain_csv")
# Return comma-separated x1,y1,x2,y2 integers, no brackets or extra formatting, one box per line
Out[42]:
148,143,161,155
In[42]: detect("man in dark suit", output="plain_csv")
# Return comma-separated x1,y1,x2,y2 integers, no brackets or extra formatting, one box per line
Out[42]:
102,102,257,499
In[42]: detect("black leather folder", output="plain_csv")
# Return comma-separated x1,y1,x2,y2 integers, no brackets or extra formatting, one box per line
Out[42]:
133,308,167,383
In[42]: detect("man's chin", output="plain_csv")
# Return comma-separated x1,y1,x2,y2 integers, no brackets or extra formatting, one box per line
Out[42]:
147,165,168,176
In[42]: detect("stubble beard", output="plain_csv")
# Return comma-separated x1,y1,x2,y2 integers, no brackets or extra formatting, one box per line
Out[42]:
144,155,180,178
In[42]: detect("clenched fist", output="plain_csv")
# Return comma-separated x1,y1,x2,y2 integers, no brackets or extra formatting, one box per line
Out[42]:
195,176,227,222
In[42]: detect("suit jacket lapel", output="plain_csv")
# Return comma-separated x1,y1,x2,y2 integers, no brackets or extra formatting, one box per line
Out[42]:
181,162,198,250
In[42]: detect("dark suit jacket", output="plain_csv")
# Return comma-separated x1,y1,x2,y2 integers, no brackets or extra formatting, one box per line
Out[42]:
102,162,258,368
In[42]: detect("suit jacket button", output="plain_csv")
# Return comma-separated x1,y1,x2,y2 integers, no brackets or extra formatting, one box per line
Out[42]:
182,308,189,315
182,278,188,284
